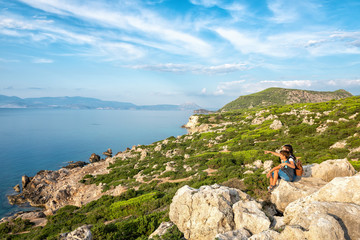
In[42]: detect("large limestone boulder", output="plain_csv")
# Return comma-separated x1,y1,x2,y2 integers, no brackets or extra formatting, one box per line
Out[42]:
270,177,326,212
284,201,360,240
307,159,356,182
169,184,250,240
282,174,360,240
305,214,346,240
233,200,271,235
303,174,360,205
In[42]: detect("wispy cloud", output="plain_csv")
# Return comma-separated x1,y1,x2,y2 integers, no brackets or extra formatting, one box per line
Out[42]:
261,80,312,88
17,0,212,57
214,80,246,95
32,58,54,63
267,0,321,23
126,63,250,74
0,57,19,63
215,28,360,57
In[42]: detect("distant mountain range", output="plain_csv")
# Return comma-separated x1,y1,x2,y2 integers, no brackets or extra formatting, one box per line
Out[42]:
220,88,353,111
0,95,201,111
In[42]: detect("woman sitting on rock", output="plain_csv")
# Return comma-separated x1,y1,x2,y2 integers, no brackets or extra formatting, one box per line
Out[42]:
266,150,295,192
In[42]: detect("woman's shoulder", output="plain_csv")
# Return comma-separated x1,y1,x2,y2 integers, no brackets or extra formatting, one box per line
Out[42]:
288,156,295,162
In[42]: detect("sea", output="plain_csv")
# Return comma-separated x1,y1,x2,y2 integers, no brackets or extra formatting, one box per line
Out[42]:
0,108,191,219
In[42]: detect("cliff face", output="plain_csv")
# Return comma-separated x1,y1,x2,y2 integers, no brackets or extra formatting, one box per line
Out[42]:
220,88,352,111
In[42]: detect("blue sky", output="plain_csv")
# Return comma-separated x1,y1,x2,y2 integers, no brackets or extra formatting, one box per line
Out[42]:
0,0,360,108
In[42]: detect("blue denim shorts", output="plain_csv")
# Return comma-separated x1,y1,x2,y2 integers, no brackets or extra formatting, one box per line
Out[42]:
272,169,291,181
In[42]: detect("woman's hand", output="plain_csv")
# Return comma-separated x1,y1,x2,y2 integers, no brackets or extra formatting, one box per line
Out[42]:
266,172,271,178
264,150,270,154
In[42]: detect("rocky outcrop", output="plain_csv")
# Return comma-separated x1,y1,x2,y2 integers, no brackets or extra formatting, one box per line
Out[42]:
59,225,93,240
269,120,282,130
22,175,31,189
284,201,360,240
0,210,47,227
8,154,127,215
282,174,360,240
271,159,357,212
169,184,251,240
64,161,88,169
13,184,20,192
270,177,327,212
169,159,360,240
233,200,271,235
102,148,112,158
89,153,101,163
306,159,356,182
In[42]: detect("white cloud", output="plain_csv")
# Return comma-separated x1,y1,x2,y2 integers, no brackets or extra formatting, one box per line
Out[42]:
32,58,54,63
126,63,250,74
344,79,360,85
215,28,360,57
328,80,337,86
214,80,246,95
267,0,321,23
261,80,312,88
201,88,207,94
215,28,288,57
17,0,212,57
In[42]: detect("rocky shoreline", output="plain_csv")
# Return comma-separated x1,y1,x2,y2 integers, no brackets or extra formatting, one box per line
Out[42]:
1,148,133,225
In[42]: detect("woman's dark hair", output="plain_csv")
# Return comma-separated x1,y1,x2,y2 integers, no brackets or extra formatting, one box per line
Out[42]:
280,150,290,159
283,144,296,160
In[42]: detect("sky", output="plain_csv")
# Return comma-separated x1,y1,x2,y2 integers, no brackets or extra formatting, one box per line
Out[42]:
0,0,360,108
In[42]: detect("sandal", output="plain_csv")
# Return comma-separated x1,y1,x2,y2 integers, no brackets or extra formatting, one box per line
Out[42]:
267,185,275,192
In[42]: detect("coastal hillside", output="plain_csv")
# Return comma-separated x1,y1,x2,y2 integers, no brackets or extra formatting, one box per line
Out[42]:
220,88,352,111
1,95,360,239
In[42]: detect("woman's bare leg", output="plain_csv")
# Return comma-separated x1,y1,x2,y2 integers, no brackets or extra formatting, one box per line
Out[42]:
271,170,279,186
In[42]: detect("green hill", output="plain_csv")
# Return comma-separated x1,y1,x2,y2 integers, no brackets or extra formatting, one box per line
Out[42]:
220,88,352,111
2,95,360,239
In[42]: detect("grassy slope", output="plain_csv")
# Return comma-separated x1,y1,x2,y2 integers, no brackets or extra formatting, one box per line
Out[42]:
220,88,352,111
1,96,360,239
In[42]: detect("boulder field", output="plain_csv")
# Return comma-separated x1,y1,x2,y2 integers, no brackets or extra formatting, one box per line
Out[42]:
167,159,359,240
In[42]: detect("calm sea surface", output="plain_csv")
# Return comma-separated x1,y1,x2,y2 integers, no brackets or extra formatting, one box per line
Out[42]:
0,109,191,218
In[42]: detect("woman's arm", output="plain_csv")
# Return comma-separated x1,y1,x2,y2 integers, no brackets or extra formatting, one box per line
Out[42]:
264,150,281,157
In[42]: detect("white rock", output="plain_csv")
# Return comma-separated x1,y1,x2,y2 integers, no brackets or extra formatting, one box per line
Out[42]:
149,222,174,239
253,160,263,169
262,161,273,173
233,200,271,235
60,225,92,240
169,184,249,240
330,140,347,149
270,177,327,212
310,159,356,182
215,228,251,240
270,216,285,229
249,229,280,240
305,214,346,240
269,120,282,130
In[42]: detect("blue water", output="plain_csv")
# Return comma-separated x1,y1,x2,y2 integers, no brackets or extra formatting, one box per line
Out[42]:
0,109,191,218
